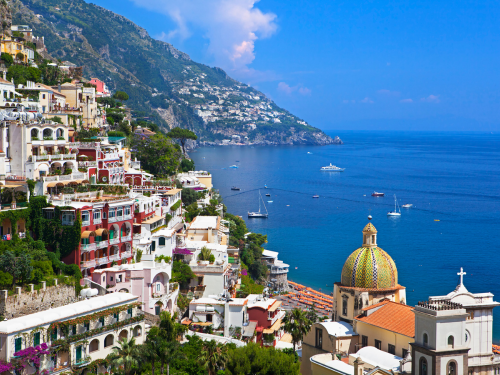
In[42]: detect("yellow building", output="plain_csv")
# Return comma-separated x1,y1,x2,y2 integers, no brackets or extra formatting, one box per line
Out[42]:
353,300,415,358
333,220,406,325
0,37,32,64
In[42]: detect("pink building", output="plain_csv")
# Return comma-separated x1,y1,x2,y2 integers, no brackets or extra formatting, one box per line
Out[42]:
89,78,111,98
92,255,178,316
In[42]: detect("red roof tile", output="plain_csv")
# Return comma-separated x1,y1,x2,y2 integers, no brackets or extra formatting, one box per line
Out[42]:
355,300,415,338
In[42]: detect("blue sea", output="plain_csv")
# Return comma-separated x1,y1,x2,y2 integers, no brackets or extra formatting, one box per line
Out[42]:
190,131,500,342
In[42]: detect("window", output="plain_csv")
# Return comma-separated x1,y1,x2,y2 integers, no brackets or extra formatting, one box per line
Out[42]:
81,211,90,224
402,349,408,358
342,297,348,316
206,314,213,322
362,335,368,348
99,317,105,327
420,357,428,375
117,208,123,217
72,325,76,335
127,308,132,316
103,212,107,219
315,328,323,349
93,210,101,221
156,283,161,292
159,237,166,246
375,339,381,350
114,313,119,322
34,332,40,346
125,206,131,216
388,344,396,355
42,94,45,99
15,337,22,352
109,209,115,219
423,333,428,346
155,305,161,315
84,322,90,331
51,328,57,341
448,335,454,349
110,276,114,282
448,361,456,375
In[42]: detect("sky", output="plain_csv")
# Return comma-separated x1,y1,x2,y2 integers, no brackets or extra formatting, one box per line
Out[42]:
90,0,500,131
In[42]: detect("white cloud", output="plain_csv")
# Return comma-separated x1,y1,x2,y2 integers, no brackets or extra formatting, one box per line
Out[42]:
421,94,440,103
277,82,311,96
134,0,277,76
360,97,374,104
400,98,413,103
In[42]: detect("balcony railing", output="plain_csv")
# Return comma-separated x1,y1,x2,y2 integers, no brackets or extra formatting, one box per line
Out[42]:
121,251,132,259
82,220,90,227
124,213,133,220
81,243,96,252
121,234,132,242
108,216,117,223
31,154,76,163
96,240,108,249
96,257,109,266
81,260,96,269
42,173,86,183
93,218,102,225
109,254,120,262
109,238,119,245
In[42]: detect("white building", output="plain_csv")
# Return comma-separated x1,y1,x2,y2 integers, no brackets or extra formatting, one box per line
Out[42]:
0,293,145,375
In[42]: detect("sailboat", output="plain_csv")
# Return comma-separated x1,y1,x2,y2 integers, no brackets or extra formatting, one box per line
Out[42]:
387,194,401,216
248,190,269,218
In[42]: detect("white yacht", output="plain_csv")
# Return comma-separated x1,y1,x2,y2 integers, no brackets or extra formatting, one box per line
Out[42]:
387,195,401,216
320,163,345,171
248,191,269,218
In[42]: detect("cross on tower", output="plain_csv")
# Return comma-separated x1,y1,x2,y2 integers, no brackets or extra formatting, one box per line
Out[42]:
457,267,466,286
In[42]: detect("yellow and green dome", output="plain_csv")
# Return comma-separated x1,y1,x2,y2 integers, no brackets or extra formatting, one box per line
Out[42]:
340,222,398,289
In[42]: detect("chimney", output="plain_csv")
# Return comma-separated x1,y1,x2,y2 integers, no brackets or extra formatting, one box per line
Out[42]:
2,71,5,80
58,81,61,93
353,358,365,375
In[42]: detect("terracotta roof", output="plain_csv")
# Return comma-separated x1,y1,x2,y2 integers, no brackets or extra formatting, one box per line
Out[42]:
0,77,14,85
354,300,415,338
493,345,500,355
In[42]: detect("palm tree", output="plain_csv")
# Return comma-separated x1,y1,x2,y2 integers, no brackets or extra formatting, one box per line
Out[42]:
143,326,185,375
198,340,228,375
282,308,313,352
109,337,140,375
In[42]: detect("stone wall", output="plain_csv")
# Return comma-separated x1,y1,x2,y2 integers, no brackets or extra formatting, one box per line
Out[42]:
0,282,76,319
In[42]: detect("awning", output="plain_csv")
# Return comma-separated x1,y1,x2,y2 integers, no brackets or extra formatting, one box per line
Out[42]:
173,222,184,231
46,182,58,188
263,318,282,334
82,180,90,184
280,333,293,343
191,322,213,326
242,321,257,337
143,215,163,224
181,319,192,325
268,301,282,312
81,231,96,239
68,181,78,185
56,182,64,187
95,228,109,236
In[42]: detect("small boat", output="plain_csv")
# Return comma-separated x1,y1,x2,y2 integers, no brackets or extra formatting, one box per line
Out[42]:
307,152,313,154
402,204,413,208
387,195,401,216
320,163,345,171
231,186,241,191
265,193,271,196
236,160,240,162
248,191,269,218
267,201,273,203
229,165,238,168
372,191,385,197
312,195,319,198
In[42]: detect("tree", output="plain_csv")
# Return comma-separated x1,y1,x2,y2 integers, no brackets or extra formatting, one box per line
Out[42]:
198,340,228,375
198,246,212,261
109,337,140,375
0,53,13,67
15,52,24,61
49,116,63,124
6,65,41,85
113,91,129,101
180,158,195,172
0,251,33,288
167,127,198,154
225,342,300,375
181,188,198,206
282,308,313,352
306,303,319,323
131,133,182,177
159,311,187,342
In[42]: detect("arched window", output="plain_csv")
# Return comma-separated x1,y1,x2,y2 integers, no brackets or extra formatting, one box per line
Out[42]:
423,333,428,346
448,335,454,348
31,129,38,139
89,339,99,352
119,330,128,341
104,334,114,347
133,325,142,337
159,237,166,246
448,361,456,375
342,297,348,315
420,357,428,375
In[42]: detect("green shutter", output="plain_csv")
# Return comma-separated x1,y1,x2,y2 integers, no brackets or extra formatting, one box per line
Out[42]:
14,337,22,352
34,332,40,346
76,346,82,362
127,308,132,316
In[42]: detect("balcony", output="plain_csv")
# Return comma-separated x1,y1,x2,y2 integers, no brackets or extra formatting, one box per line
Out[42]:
82,220,90,227
81,243,96,252
109,238,119,245
269,309,285,326
93,218,102,225
109,254,120,262
121,234,132,242
96,257,109,266
124,214,133,220
121,251,132,259
62,219,74,226
42,173,86,184
81,260,96,269
108,216,117,223
96,240,108,249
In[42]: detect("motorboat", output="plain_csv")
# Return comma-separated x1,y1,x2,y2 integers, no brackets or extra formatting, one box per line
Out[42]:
307,152,313,154
248,191,269,218
313,195,320,198
265,193,271,197
320,163,345,171
387,195,401,216
371,192,385,197
229,165,239,168
402,204,413,208
231,186,241,191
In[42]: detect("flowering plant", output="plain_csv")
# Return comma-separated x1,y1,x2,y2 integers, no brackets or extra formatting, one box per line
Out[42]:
13,343,50,371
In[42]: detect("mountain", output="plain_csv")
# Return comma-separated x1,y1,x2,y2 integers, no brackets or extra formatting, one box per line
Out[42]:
11,0,340,146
